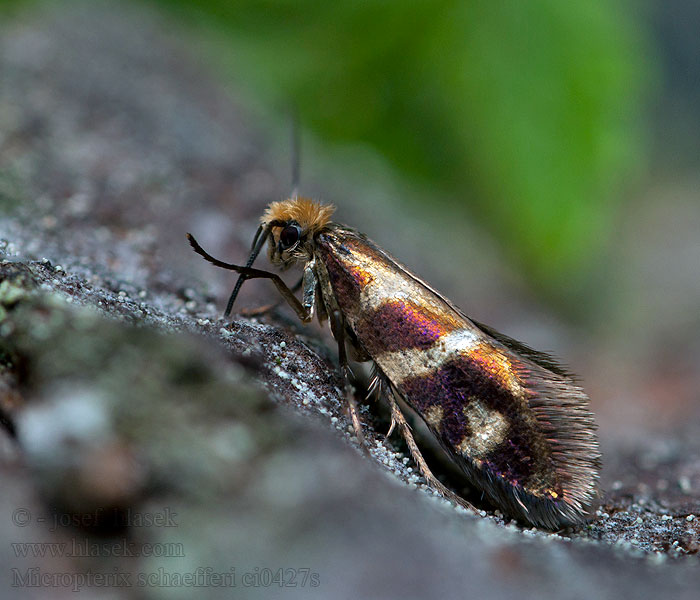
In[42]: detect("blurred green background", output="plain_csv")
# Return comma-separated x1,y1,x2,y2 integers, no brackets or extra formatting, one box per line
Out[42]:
145,0,651,302
0,0,667,302
3,0,699,332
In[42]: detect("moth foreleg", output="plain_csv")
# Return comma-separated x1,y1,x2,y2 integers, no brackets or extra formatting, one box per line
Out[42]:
329,310,367,451
301,259,317,322
240,276,303,317
186,233,311,322
241,269,310,322
384,389,477,514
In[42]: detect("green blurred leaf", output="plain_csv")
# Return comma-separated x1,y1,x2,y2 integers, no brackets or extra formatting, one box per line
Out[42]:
155,1,650,292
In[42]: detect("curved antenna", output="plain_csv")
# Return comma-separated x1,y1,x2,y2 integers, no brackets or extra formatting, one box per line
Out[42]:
224,224,270,318
220,217,286,318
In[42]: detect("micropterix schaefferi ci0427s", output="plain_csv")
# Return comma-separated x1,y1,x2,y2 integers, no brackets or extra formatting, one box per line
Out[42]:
187,197,601,529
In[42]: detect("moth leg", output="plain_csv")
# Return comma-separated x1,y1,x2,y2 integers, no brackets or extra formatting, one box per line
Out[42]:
385,390,477,513
187,234,311,322
365,367,395,440
240,276,303,317
300,259,318,321
329,309,367,451
239,268,310,322
384,416,397,441
240,303,279,317
315,282,328,325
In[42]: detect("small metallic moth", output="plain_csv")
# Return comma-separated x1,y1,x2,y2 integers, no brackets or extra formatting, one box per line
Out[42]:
187,197,601,529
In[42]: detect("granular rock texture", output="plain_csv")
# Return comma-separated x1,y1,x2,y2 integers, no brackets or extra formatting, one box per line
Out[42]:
0,2,698,599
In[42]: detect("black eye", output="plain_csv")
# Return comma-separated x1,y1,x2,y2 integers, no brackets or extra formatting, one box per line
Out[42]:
279,224,301,250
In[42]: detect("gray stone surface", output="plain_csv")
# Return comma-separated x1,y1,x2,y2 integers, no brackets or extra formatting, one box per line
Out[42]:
0,2,699,599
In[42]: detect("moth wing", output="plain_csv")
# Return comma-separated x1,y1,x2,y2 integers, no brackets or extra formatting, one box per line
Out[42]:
373,256,599,526
319,228,599,526
468,318,574,379
387,252,575,379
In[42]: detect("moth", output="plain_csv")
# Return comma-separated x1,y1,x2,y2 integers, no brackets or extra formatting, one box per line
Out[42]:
187,197,601,529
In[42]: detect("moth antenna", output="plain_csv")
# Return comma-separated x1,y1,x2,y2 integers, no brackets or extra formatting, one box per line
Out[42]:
290,106,300,199
224,225,272,318
186,233,238,269
249,224,263,251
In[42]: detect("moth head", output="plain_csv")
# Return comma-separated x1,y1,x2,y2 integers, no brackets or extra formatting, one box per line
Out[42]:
261,197,335,269
210,197,334,318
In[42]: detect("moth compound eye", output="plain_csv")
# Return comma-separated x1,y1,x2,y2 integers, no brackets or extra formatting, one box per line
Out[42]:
279,224,301,250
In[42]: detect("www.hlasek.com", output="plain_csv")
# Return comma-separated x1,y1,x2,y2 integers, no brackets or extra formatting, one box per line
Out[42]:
12,538,184,559
12,567,321,591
